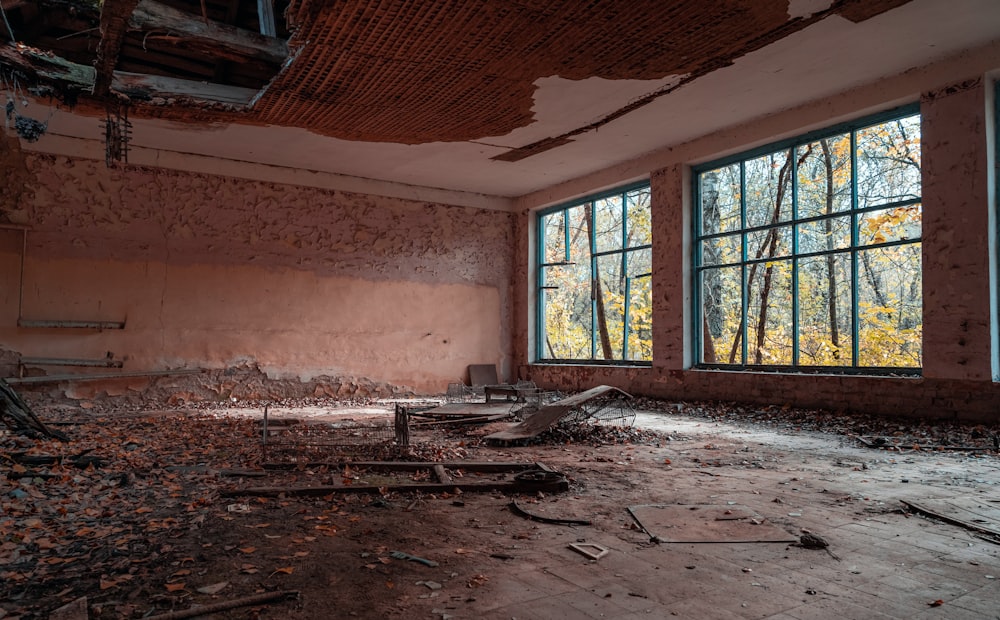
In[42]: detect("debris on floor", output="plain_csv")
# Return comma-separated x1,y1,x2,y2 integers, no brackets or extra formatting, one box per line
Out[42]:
568,542,609,560
0,378,67,441
902,497,1000,541
1,390,998,619
627,504,799,544
485,385,635,442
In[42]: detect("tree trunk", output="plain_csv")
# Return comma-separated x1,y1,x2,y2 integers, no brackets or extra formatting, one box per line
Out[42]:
584,202,614,359
730,146,812,364
701,172,721,363
820,139,840,358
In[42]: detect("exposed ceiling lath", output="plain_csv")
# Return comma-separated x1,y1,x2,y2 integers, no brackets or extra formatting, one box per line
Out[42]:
102,99,131,167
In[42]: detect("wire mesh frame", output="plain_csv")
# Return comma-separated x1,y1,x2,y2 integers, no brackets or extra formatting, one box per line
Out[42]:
446,382,480,403
562,396,637,428
508,388,564,420
102,101,132,168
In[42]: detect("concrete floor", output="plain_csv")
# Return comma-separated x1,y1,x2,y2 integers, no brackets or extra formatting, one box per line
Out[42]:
426,412,1000,620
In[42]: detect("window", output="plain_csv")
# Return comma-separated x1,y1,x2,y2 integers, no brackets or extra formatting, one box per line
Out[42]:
537,184,652,363
694,106,922,371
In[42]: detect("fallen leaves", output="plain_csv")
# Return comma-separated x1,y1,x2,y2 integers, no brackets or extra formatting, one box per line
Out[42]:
197,581,229,595
0,410,265,616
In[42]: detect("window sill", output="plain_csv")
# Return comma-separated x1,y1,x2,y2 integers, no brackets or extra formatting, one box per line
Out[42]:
691,364,921,378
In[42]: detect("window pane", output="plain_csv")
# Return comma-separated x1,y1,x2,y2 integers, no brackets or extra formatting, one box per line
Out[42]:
856,115,921,208
694,110,920,372
626,273,652,362
594,196,624,253
858,204,922,246
596,254,625,360
747,258,793,365
747,225,792,261
540,261,592,359
626,247,651,278
626,188,652,247
701,233,741,267
797,134,851,219
537,183,653,363
798,216,850,253
700,266,743,364
541,210,567,263
700,164,741,235
857,245,922,367
798,253,852,365
745,149,792,228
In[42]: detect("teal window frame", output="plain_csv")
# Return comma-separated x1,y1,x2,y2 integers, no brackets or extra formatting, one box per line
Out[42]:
995,80,1000,381
535,182,653,365
692,104,923,374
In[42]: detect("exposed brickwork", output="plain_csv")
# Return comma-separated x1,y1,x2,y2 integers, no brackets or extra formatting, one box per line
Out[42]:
1,153,516,394
516,78,998,423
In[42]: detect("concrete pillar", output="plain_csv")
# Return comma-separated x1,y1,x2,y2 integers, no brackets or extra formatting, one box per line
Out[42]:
921,78,994,380
650,164,689,371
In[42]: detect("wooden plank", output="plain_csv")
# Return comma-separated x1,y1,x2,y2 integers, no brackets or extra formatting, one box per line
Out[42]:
113,71,257,105
468,364,498,386
0,43,95,90
129,0,288,65
94,0,140,97
902,498,1000,538
263,461,544,472
257,0,276,37
222,476,569,497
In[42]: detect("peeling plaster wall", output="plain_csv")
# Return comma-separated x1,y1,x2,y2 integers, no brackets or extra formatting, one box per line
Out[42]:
515,72,1000,422
0,154,515,394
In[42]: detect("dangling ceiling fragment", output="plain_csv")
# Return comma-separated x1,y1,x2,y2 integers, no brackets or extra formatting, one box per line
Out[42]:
0,0,916,157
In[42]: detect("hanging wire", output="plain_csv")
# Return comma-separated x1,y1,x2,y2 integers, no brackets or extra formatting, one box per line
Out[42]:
0,4,15,44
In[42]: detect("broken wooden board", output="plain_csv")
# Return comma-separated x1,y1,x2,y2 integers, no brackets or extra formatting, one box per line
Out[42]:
226,461,569,496
0,377,68,440
468,364,499,387
627,504,798,543
902,497,1000,538
408,402,513,425
484,385,631,442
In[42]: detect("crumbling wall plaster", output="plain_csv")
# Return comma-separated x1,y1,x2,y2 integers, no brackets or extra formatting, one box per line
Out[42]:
1,154,515,395
24,155,511,287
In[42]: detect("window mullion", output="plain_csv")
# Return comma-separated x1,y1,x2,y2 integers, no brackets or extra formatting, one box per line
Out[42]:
536,213,545,361
850,130,860,368
740,160,748,366
791,147,800,367
590,202,598,360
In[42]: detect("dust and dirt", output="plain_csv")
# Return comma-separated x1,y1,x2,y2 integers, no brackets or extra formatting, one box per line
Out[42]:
2,395,998,619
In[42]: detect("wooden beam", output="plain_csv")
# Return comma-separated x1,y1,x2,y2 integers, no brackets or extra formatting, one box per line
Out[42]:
129,0,287,65
0,44,257,106
112,70,257,105
0,43,95,91
257,0,275,37
94,0,140,98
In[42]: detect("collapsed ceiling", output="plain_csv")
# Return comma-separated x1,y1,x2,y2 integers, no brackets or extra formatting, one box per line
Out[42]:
0,0,998,197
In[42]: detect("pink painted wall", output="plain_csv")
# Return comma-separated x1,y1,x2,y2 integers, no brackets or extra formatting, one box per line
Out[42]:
0,151,515,394
515,77,999,422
